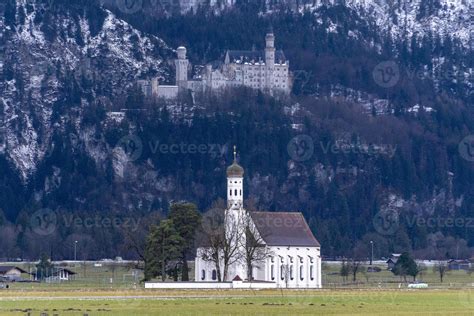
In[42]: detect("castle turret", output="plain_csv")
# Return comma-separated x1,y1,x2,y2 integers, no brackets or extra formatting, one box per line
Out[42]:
175,46,189,89
265,30,275,91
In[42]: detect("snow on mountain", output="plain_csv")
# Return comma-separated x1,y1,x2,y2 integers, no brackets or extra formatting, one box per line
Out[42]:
303,0,472,48
0,0,172,181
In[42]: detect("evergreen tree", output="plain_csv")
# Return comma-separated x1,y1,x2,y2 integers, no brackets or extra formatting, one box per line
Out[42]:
144,220,184,281
168,202,202,281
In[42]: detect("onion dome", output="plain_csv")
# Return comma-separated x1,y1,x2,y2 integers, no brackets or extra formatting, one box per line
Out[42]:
227,146,244,177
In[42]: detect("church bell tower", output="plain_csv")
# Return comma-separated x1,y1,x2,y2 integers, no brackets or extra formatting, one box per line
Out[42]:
226,146,244,210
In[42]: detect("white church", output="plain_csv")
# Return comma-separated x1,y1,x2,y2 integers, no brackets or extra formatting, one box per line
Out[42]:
138,30,291,99
194,149,322,288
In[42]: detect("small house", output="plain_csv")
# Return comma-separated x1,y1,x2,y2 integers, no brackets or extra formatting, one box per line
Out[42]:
386,254,401,270
0,266,29,281
33,267,77,282
447,259,471,271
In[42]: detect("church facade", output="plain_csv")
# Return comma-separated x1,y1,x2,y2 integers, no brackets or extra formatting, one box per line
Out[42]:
138,31,291,99
194,152,322,288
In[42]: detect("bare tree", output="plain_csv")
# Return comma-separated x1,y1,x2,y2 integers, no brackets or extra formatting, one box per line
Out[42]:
350,260,365,282
198,205,243,282
198,208,225,282
433,261,448,283
221,209,245,281
241,215,272,281
340,259,350,283
280,263,290,288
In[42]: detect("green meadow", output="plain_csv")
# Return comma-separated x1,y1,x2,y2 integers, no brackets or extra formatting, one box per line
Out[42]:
1,262,473,315
0,289,473,315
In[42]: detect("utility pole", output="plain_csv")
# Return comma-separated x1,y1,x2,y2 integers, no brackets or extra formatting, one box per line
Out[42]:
370,241,374,265
74,240,78,262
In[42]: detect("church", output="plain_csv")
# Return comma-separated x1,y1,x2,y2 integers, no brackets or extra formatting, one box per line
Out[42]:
138,30,291,99
194,149,322,288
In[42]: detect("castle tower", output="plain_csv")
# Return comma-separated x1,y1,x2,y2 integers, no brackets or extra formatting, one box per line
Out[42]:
265,30,275,91
175,46,189,89
226,146,244,210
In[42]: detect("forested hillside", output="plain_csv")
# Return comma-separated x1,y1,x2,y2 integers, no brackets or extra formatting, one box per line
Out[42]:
0,0,472,260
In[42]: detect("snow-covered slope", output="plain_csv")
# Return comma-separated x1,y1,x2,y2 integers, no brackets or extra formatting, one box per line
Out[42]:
326,0,470,46
0,0,172,180
274,0,472,47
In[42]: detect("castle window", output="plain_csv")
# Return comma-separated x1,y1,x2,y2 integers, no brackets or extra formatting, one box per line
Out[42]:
212,269,217,281
201,270,206,280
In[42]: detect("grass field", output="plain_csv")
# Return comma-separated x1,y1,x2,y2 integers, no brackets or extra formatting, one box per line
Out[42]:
0,289,473,315
1,262,474,315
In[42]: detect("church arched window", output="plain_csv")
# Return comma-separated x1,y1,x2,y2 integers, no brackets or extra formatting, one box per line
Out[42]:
201,270,206,280
300,266,304,281
310,266,314,281
271,265,275,280
230,190,232,196
280,266,284,280
240,190,242,196
234,189,237,196
212,270,217,281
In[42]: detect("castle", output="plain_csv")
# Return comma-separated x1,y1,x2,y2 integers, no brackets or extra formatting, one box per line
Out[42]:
138,31,291,99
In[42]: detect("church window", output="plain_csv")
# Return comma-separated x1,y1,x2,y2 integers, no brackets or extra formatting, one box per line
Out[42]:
271,265,275,280
240,190,242,196
280,266,284,280
310,266,314,281
212,269,217,280
201,270,206,280
290,266,294,280
300,266,304,281
234,189,237,196
230,190,232,196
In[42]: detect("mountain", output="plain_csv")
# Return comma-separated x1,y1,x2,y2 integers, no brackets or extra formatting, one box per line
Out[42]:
1,0,172,180
0,0,472,260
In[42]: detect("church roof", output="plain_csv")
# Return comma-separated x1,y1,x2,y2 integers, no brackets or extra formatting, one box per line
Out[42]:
250,212,320,247
226,50,287,64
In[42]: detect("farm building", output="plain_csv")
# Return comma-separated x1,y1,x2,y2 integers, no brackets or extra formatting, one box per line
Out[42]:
33,267,77,282
0,266,29,281
447,259,472,271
